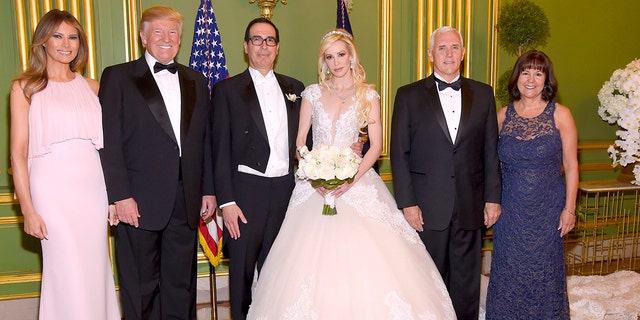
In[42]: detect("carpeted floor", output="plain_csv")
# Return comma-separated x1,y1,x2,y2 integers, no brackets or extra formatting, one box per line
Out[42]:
2,271,638,319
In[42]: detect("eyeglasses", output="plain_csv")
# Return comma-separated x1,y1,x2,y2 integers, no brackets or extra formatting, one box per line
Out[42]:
247,35,278,47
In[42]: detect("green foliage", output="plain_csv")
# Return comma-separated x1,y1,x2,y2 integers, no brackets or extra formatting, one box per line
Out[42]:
495,70,513,108
496,0,550,56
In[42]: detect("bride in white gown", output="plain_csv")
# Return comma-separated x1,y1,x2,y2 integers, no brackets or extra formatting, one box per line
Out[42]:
247,29,456,320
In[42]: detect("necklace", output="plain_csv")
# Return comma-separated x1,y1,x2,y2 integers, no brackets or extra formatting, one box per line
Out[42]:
330,80,353,104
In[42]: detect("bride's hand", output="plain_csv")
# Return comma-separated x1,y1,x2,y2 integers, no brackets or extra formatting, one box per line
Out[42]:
316,186,329,197
330,182,352,198
316,182,353,198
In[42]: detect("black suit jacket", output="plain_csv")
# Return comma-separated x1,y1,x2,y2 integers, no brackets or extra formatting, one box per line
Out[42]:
99,57,214,230
211,69,304,205
390,74,501,230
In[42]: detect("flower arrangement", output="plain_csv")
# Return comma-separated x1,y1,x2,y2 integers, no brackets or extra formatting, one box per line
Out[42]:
597,58,640,183
296,145,361,215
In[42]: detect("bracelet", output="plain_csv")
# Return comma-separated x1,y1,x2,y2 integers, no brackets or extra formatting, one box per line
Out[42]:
563,207,576,216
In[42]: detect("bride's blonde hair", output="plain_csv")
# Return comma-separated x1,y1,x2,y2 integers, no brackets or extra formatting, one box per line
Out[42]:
317,29,375,131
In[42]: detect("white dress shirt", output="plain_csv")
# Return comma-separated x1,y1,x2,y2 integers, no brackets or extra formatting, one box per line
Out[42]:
237,67,290,177
434,72,462,143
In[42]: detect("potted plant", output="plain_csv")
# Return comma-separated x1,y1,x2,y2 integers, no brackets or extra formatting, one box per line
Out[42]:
495,0,550,107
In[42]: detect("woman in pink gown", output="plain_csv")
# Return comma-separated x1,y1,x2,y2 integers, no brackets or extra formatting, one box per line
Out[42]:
9,10,120,319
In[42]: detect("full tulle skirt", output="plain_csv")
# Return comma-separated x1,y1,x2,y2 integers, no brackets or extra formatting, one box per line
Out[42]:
247,169,456,320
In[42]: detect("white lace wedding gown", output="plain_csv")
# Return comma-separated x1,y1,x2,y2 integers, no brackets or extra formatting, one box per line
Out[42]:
246,84,456,320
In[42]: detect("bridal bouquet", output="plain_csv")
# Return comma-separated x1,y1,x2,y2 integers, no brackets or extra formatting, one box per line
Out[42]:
597,58,640,183
296,145,361,215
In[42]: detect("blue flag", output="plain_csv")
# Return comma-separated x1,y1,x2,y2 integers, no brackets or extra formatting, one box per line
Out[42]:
336,0,353,35
189,0,229,96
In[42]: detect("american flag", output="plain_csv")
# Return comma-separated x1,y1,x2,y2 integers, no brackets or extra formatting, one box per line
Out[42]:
189,0,229,95
189,0,227,267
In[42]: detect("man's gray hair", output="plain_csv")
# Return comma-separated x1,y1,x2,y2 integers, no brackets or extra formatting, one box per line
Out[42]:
429,26,464,48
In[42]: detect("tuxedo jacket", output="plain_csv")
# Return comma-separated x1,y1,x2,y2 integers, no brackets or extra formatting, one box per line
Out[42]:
211,69,304,205
390,74,501,230
98,57,214,230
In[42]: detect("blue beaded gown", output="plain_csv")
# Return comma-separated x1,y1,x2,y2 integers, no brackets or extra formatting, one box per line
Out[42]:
486,101,570,319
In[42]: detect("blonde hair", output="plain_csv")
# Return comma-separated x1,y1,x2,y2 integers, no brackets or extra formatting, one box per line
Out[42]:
318,29,375,131
13,9,88,103
140,6,183,33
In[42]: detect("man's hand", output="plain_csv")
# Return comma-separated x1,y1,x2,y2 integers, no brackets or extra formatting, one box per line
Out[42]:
402,205,424,232
200,195,217,220
351,137,365,157
484,202,501,228
221,204,247,240
115,197,140,228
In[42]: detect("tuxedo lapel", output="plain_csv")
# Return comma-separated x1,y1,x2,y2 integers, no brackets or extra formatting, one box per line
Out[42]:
275,74,298,155
134,58,178,145
424,76,454,144
241,70,269,143
178,65,196,142
455,78,474,145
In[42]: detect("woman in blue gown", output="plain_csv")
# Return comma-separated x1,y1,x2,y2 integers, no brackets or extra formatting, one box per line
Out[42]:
486,50,578,319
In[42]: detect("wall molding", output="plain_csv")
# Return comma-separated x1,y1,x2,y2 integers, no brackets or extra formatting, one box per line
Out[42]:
416,0,473,80
380,0,392,157
0,193,18,205
13,0,97,78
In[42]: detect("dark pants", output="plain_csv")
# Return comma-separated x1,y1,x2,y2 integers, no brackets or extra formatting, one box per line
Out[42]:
225,172,295,320
419,212,482,320
116,182,198,320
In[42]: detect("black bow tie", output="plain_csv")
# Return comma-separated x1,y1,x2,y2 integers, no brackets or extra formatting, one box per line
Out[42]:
154,62,178,74
435,77,461,91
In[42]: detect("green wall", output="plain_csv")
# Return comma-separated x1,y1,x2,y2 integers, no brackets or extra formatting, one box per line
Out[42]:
496,1,640,141
1,0,640,298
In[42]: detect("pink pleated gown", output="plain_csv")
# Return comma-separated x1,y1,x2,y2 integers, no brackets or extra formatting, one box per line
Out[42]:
28,73,120,319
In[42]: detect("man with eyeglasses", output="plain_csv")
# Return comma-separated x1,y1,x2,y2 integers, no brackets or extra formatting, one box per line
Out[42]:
211,17,304,320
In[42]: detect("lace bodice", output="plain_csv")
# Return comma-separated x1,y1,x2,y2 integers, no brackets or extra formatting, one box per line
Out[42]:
292,84,421,244
499,101,562,172
301,84,379,148
500,101,558,142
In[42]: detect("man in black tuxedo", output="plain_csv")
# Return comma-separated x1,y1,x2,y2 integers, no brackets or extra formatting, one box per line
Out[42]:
98,6,216,319
390,26,501,320
211,18,304,320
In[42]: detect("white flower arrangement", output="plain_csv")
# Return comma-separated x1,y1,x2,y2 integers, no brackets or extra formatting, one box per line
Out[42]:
296,145,361,215
598,58,640,183
285,93,299,103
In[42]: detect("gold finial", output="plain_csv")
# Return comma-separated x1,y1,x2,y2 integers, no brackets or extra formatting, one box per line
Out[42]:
249,0,287,20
